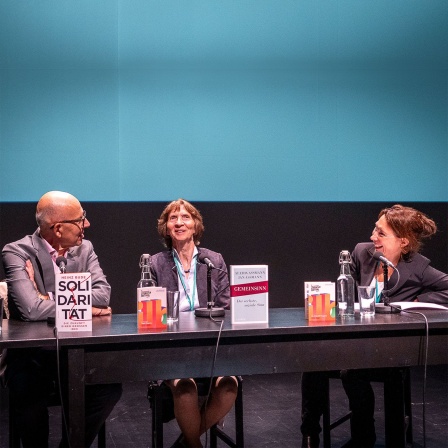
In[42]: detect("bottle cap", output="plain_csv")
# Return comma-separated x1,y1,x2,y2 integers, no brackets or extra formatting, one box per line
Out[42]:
139,253,151,268
339,250,351,264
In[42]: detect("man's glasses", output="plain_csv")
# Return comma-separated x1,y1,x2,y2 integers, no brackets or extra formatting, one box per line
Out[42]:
50,210,87,230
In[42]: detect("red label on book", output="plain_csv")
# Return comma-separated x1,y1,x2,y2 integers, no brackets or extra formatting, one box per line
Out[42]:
231,281,269,297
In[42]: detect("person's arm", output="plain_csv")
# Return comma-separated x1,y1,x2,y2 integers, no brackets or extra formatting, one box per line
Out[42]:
349,243,363,284
2,245,54,321
415,264,448,304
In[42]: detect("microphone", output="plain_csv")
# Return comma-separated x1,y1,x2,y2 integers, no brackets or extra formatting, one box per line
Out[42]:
194,253,226,318
198,254,215,270
55,256,67,274
372,252,401,314
372,251,396,269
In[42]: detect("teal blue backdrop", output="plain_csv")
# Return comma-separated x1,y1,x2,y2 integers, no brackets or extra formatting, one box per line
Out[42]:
1,1,447,202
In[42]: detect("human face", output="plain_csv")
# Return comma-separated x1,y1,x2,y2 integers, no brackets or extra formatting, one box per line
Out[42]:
370,215,406,264
52,205,90,249
166,205,196,249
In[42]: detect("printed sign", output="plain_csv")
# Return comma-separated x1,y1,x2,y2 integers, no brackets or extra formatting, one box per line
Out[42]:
55,272,92,332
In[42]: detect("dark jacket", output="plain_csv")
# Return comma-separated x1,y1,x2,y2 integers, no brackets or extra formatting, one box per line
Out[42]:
351,242,448,304
150,247,230,309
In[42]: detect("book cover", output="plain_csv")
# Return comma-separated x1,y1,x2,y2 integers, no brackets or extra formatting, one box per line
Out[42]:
137,287,167,328
55,272,92,332
230,265,269,324
304,281,336,321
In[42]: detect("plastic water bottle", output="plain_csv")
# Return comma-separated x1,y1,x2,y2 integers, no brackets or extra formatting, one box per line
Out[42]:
337,250,355,317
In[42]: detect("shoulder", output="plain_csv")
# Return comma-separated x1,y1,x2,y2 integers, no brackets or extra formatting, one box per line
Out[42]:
150,251,173,269
404,252,430,270
198,248,227,270
69,239,95,256
2,233,35,256
198,247,224,261
352,242,374,257
151,251,172,262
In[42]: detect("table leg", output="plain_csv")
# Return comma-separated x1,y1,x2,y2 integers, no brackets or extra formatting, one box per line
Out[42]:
66,348,86,448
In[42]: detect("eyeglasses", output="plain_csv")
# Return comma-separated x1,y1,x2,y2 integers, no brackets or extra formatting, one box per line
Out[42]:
50,210,87,230
168,213,192,223
371,226,396,239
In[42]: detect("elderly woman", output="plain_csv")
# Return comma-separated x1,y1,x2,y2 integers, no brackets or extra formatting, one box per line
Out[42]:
150,199,237,448
301,204,448,448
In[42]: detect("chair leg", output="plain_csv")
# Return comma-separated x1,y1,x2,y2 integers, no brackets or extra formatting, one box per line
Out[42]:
384,368,410,448
97,422,106,448
235,376,244,448
210,425,218,448
151,385,164,448
8,390,21,448
149,377,244,448
209,376,244,448
322,368,413,448
322,376,331,448
404,369,413,446
322,372,353,448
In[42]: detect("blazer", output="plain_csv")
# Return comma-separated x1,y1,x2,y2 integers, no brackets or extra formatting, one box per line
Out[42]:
150,247,230,309
351,242,448,304
2,230,111,321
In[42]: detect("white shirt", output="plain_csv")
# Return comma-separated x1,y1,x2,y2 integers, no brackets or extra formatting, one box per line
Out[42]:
172,247,199,312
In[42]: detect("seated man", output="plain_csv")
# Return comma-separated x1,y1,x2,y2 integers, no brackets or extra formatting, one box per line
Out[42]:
2,191,122,447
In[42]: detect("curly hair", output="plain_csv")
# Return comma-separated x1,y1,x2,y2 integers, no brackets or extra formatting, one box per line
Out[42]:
157,199,205,248
379,204,437,257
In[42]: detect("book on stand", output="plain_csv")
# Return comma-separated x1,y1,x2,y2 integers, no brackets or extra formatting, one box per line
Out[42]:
230,265,269,324
304,281,336,321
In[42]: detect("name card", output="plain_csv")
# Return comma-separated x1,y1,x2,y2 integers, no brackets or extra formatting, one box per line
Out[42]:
55,272,92,332
230,265,269,324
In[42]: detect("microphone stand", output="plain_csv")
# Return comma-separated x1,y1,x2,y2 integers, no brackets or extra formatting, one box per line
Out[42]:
194,264,225,318
375,262,400,314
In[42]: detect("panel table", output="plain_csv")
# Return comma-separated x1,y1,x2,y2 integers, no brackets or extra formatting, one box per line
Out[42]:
2,308,447,447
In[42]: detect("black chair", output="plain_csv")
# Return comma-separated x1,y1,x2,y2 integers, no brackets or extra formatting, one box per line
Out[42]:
148,376,244,448
322,368,413,448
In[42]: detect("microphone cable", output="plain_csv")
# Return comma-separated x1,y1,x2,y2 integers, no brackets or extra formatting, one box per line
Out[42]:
196,258,230,445
203,315,225,447
390,305,429,448
213,282,230,304
384,268,401,298
54,326,72,448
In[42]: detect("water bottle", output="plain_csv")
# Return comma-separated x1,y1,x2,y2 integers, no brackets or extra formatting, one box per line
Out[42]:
137,254,158,328
337,250,355,317
137,254,156,290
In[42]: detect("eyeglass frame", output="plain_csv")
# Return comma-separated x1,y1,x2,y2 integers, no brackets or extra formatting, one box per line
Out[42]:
167,212,193,224
371,226,397,239
50,210,87,230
